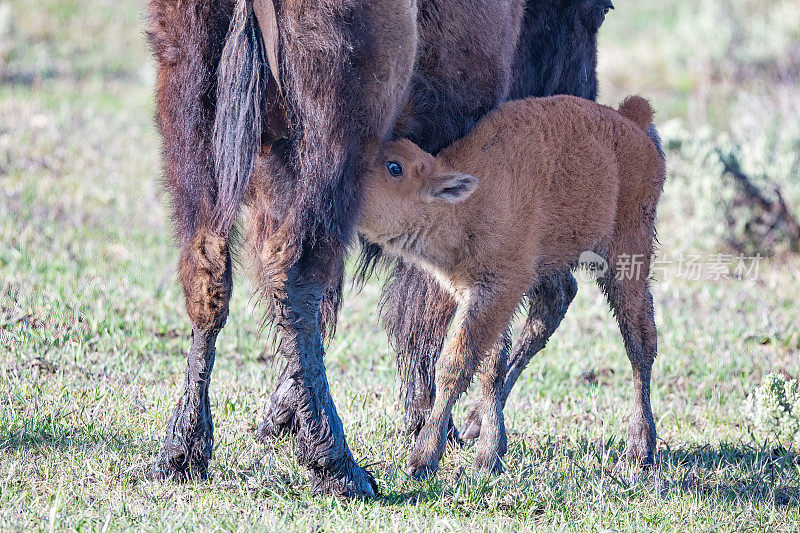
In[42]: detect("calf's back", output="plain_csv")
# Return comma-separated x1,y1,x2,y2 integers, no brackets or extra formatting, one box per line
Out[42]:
437,95,662,275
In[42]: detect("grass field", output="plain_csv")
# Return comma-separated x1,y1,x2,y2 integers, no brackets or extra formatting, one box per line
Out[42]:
1,0,799,530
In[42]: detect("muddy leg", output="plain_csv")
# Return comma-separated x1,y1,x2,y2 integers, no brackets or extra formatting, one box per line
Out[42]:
268,245,377,497
148,0,235,482
255,360,300,440
598,272,657,467
462,270,577,440
256,236,347,442
153,232,233,481
472,333,510,474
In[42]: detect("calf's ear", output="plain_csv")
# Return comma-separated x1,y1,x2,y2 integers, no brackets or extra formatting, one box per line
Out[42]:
430,173,478,204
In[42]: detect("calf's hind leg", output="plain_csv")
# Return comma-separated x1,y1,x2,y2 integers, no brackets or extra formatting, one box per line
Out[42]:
597,268,658,467
472,332,511,474
462,270,577,440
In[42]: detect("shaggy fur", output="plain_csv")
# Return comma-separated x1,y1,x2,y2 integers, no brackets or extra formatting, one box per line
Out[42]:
147,0,235,483
509,0,612,100
358,95,666,477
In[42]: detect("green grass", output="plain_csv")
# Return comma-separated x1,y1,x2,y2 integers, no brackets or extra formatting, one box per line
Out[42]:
2,0,800,530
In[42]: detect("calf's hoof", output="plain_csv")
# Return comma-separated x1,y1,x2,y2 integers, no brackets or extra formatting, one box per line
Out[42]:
473,451,504,475
406,457,439,481
461,402,484,441
406,442,441,480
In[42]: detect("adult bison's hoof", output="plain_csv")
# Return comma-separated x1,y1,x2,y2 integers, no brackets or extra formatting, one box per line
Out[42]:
151,431,212,482
310,458,378,498
256,373,299,442
625,416,656,467
152,445,209,482
461,401,484,441
255,406,296,442
152,400,214,482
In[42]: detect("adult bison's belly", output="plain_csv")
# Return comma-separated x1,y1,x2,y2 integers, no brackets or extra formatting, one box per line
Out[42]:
393,0,524,154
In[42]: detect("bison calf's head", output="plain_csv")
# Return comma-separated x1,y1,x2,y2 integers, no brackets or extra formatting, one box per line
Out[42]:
358,139,478,249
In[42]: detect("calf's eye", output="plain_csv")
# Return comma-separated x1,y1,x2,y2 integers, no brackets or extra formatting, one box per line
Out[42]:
386,161,403,177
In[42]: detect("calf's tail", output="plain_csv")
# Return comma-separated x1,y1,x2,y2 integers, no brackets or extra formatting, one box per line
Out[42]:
617,95,655,131
617,95,664,160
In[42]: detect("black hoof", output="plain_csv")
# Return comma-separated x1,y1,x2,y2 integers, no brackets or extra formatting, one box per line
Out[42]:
255,408,296,442
151,438,211,482
256,373,300,442
310,459,378,498
446,418,464,448
152,398,214,482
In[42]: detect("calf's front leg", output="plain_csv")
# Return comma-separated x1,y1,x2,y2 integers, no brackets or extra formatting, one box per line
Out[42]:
407,281,522,480
462,271,577,440
472,332,511,474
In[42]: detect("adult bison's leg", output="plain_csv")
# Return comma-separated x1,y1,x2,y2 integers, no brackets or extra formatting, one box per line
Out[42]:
462,270,577,440
271,244,379,496
381,263,458,439
249,0,418,496
147,0,236,481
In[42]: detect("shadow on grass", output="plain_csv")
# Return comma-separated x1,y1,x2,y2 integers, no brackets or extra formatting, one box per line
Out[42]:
4,420,796,511
368,437,800,510
0,419,140,454
653,440,800,507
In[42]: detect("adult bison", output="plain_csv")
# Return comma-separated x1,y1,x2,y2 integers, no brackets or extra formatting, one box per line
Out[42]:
147,0,613,497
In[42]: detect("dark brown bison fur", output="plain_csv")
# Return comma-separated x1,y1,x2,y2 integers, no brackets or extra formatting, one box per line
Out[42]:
147,0,235,483
509,0,613,100
358,95,665,477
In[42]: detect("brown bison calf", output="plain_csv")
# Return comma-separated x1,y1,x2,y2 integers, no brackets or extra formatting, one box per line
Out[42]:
358,95,666,478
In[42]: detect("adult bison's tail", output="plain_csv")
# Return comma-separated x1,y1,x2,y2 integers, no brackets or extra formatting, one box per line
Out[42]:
617,96,654,131
212,0,279,235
